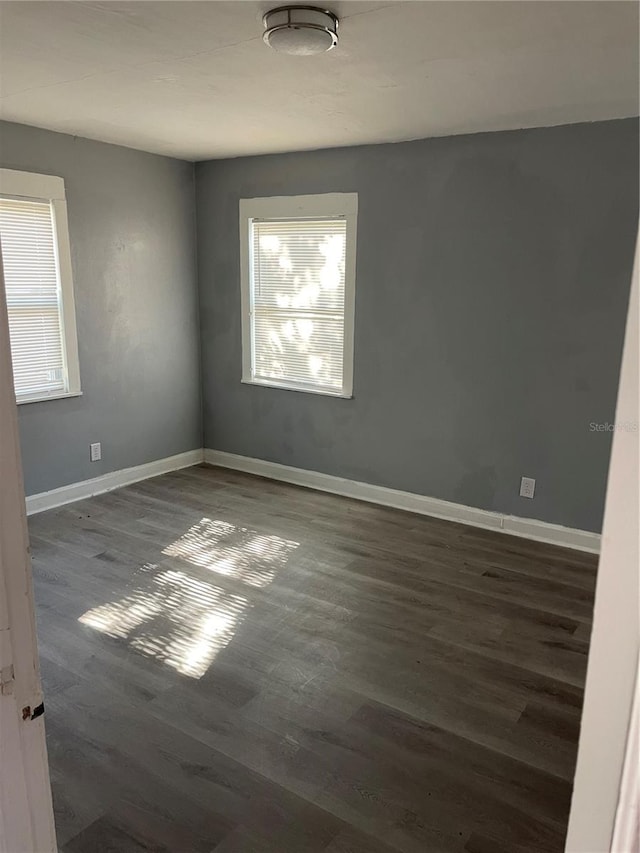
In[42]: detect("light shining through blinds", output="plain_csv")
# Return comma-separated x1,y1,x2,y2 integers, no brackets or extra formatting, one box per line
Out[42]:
251,217,347,392
0,197,67,400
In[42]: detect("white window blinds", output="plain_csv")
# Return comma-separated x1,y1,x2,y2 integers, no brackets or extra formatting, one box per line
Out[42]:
250,217,347,394
0,197,67,400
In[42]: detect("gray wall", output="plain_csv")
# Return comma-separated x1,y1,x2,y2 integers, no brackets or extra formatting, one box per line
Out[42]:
0,122,202,495
196,119,639,533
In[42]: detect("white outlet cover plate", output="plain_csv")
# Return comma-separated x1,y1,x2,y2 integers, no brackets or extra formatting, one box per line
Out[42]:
90,442,101,462
520,476,536,498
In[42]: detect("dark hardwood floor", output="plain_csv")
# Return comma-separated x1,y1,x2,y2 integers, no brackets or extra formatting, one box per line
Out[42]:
28,465,598,853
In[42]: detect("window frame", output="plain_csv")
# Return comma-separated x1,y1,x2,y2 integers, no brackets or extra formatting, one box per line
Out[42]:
0,168,81,405
239,193,357,399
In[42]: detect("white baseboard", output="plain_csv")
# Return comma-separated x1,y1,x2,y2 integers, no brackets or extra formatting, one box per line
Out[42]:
24,446,601,553
25,449,204,516
204,449,601,554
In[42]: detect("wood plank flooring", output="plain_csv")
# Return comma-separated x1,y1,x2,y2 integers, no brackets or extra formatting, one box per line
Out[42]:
28,465,599,853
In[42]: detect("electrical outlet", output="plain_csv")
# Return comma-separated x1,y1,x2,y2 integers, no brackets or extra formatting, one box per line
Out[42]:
520,476,535,499
90,442,101,462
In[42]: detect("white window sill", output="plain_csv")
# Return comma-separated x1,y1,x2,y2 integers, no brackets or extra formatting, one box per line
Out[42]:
241,377,353,399
17,390,83,406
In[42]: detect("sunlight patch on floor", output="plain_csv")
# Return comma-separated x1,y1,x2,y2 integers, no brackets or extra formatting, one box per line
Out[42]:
162,518,298,588
78,519,299,677
79,563,248,677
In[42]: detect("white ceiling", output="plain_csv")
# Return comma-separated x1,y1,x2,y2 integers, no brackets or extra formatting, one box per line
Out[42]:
0,1,637,161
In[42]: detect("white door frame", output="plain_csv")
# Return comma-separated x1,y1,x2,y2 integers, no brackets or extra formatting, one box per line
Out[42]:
565,233,639,852
611,658,639,852
0,256,57,851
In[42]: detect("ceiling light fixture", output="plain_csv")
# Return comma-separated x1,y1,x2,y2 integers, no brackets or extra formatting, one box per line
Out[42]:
263,6,339,56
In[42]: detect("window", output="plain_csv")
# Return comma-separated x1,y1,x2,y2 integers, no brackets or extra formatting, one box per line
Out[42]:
0,169,80,404
240,193,357,397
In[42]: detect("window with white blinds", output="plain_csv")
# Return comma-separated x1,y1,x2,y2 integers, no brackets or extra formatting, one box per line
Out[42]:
0,169,80,404
240,194,357,397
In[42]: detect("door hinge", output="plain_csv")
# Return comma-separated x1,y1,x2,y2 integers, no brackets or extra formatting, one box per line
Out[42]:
21,701,45,721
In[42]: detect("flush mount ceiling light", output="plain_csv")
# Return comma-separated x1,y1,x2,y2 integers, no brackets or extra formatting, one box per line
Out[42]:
263,6,339,56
